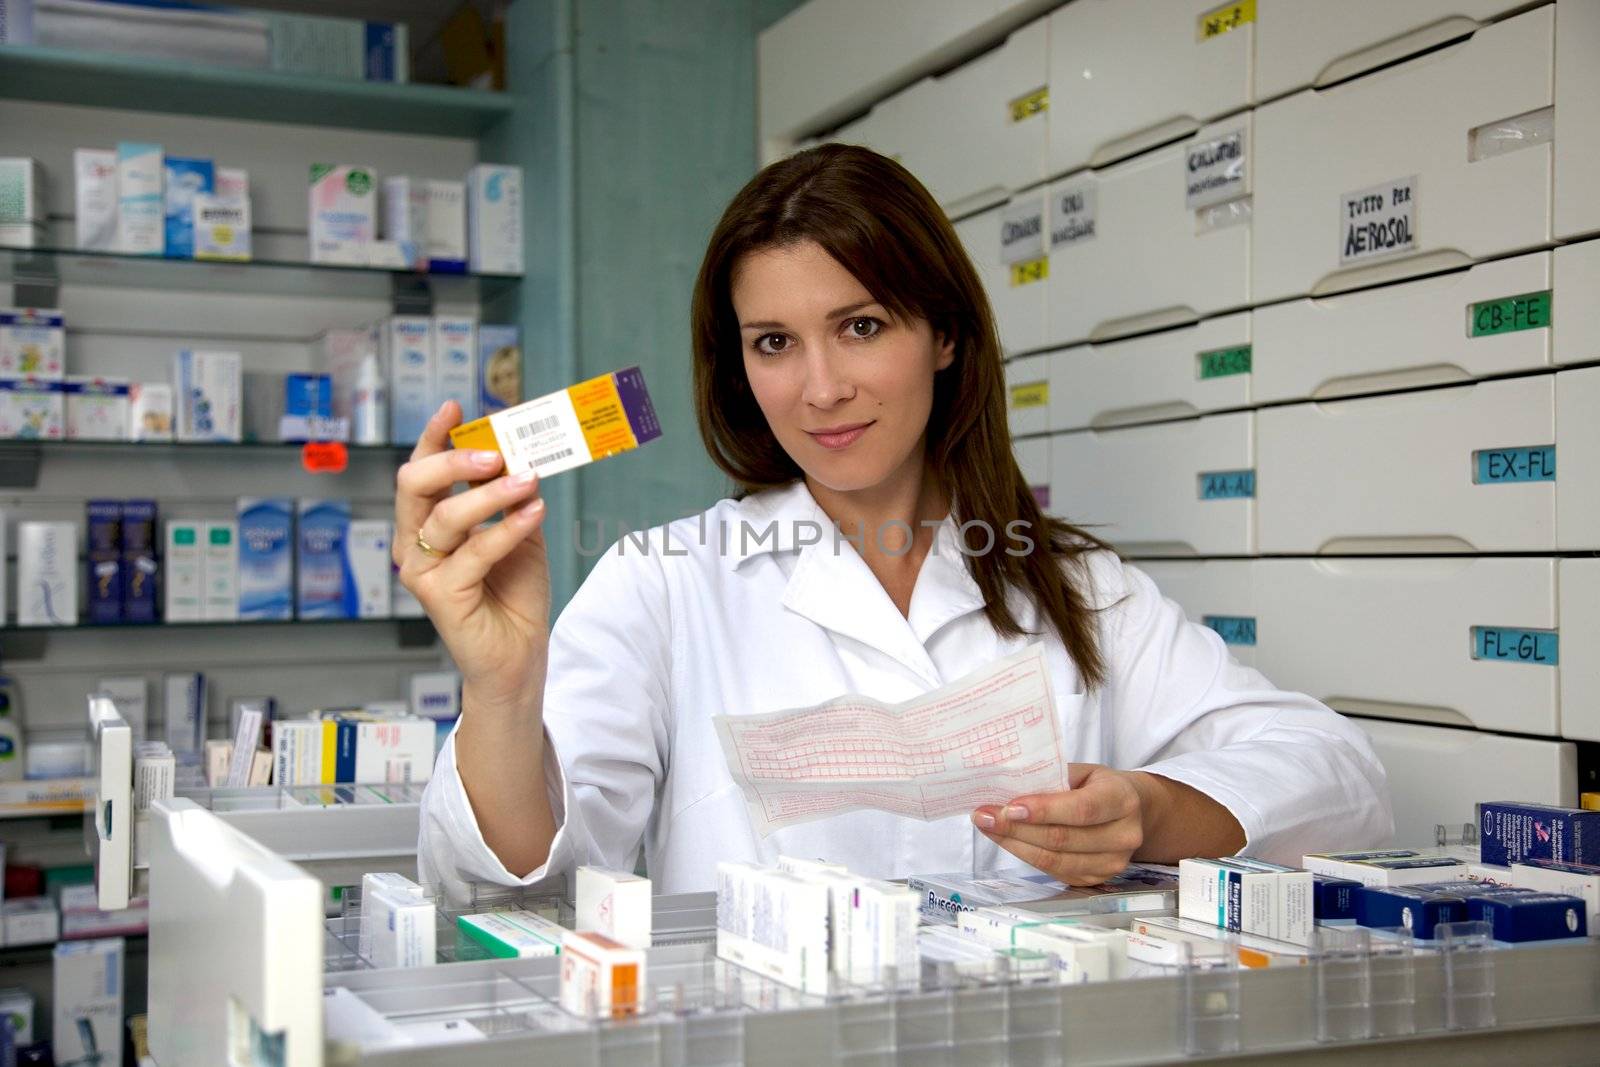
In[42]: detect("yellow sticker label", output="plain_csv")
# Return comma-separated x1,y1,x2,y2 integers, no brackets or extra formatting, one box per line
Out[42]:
1009,257,1049,287
1010,381,1049,409
1008,87,1049,123
569,374,640,461
1198,0,1255,40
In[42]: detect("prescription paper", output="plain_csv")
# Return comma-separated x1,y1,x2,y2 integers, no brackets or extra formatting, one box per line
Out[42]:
713,645,1068,835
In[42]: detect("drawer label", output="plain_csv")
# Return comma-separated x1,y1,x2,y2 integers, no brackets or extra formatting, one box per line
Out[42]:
1472,626,1558,666
1009,87,1049,123
1009,257,1049,287
1469,289,1551,337
1198,469,1255,499
1186,127,1248,210
1203,615,1257,646
1000,196,1045,265
1049,181,1097,248
1474,445,1555,484
1009,380,1049,409
1198,0,1255,40
1197,344,1252,380
1340,176,1416,265
1031,484,1051,510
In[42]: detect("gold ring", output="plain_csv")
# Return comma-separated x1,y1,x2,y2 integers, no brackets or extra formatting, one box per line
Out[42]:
415,531,447,558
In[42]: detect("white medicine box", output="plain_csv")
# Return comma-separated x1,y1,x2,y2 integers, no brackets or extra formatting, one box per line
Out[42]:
1050,410,1255,557
1003,353,1051,439
1013,436,1051,515
1257,369,1600,554
953,195,1048,356
1136,559,1260,668
1043,114,1253,348
890,16,1048,218
1051,312,1252,432
1253,5,1600,303
1045,0,1253,177
1356,718,1575,848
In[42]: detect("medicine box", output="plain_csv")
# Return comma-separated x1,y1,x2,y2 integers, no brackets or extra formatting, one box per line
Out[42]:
560,931,645,1018
1353,886,1467,939
0,380,63,440
193,167,251,262
431,316,477,422
1302,851,1465,889
86,500,122,624
65,377,131,441
162,672,205,754
477,323,521,417
162,156,213,259
1178,857,1312,945
237,498,292,621
1479,802,1600,866
18,521,77,627
120,501,157,623
466,164,524,275
1510,860,1600,931
1466,891,1587,943
163,520,202,622
357,872,422,962
75,148,117,252
296,499,351,619
53,937,124,1067
0,307,64,379
345,520,392,618
380,176,426,268
424,179,467,273
715,863,829,995
202,520,238,621
309,164,377,264
3,898,58,948
386,316,433,445
1051,411,1255,557
576,866,652,950
364,883,436,968
115,142,162,256
174,349,242,442
456,910,564,959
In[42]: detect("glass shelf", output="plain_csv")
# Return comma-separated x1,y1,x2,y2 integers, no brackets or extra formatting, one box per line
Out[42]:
0,439,407,455
0,244,522,302
0,45,516,137
1,617,435,637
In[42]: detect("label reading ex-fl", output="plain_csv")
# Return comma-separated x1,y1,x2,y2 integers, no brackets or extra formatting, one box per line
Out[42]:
1474,445,1554,484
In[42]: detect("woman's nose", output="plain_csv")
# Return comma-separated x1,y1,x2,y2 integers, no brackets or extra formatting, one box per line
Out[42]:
802,348,856,408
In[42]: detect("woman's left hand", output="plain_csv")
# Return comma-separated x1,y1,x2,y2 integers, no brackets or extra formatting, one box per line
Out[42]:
971,763,1155,885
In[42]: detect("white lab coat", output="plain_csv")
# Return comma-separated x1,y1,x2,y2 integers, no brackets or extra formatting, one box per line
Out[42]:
419,480,1393,899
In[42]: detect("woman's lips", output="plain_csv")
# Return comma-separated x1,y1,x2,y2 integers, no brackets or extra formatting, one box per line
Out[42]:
807,422,873,450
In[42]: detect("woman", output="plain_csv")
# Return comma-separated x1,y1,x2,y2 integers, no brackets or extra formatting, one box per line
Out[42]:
402,145,1392,900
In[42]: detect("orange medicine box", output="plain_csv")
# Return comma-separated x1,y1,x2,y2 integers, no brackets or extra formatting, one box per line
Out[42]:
449,365,661,477
560,930,645,1018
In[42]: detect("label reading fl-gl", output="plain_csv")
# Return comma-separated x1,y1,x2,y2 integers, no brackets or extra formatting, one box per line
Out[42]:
1341,176,1416,265
1472,626,1558,665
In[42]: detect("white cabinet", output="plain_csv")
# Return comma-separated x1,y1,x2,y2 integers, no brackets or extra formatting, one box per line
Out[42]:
1136,558,1259,667
1014,435,1051,513
955,195,1049,356
1004,352,1052,438
1050,411,1254,556
1561,558,1600,742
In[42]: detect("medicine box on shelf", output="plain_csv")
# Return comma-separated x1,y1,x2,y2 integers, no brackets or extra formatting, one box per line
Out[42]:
1004,353,1051,438
1136,559,1259,668
888,16,1048,219
1253,5,1600,303
1050,410,1254,557
1045,0,1252,177
1255,370,1600,555
1356,717,1576,848
954,195,1048,356
1050,312,1252,432
1043,115,1253,348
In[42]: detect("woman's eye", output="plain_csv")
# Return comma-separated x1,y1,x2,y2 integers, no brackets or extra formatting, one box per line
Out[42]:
755,333,790,355
846,317,881,339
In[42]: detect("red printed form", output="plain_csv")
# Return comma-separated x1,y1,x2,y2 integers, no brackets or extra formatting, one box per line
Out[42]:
712,645,1068,835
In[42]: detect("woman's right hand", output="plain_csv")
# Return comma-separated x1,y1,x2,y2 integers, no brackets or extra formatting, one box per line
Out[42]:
394,401,551,713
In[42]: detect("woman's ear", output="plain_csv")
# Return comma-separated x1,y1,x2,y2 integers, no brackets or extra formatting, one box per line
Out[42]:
935,332,956,371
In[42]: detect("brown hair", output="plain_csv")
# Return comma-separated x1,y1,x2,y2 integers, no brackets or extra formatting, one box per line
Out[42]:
691,143,1110,689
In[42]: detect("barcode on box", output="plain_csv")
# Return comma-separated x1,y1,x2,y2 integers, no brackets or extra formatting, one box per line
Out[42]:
513,416,562,440
534,448,575,467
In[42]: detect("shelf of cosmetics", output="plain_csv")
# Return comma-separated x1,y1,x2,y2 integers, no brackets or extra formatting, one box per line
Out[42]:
0,308,521,446
1,153,522,275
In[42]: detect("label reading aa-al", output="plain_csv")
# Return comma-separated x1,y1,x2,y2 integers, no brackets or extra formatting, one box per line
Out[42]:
1185,128,1248,210
1472,626,1558,665
1010,381,1049,409
1050,182,1096,248
1198,469,1255,500
1469,290,1551,337
1474,445,1555,484
1341,177,1416,265
1203,615,1257,647
1009,87,1048,123
1000,197,1045,266
1197,344,1252,380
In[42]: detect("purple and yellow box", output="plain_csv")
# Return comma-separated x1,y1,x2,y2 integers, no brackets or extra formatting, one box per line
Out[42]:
449,366,661,477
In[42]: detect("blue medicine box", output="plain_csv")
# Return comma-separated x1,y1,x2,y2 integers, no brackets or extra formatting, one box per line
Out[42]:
1355,886,1468,939
1478,802,1600,866
1467,892,1588,943
1313,876,1361,922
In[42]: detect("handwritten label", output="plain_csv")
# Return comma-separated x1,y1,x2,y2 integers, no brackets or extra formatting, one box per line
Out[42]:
1009,87,1049,123
1469,290,1551,337
1009,257,1049,287
1198,469,1255,500
1472,626,1558,665
1000,196,1046,265
1474,445,1555,484
1185,127,1248,210
1197,344,1252,380
1203,615,1257,646
302,442,349,474
1199,0,1255,40
1341,176,1416,265
1049,181,1097,249
1010,381,1049,409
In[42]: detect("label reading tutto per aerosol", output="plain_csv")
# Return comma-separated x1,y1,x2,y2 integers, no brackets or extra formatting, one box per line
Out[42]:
1185,127,1248,211
1340,176,1417,265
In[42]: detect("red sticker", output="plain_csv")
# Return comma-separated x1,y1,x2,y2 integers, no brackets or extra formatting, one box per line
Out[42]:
301,442,349,474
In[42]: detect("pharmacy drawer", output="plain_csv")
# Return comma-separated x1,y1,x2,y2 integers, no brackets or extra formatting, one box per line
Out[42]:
1051,313,1252,431
891,17,1048,218
1050,411,1254,556
1014,436,1051,512
1045,0,1252,175
1253,250,1565,404
1136,559,1259,667
955,195,1048,355
1044,115,1252,346
1257,371,1600,554
1004,353,1051,438
1562,558,1600,742
1253,6,1600,303
1558,239,1600,365
1254,0,1529,101
1356,718,1575,849
827,95,911,162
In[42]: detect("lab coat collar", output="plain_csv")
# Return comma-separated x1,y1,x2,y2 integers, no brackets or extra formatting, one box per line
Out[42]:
727,481,989,686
